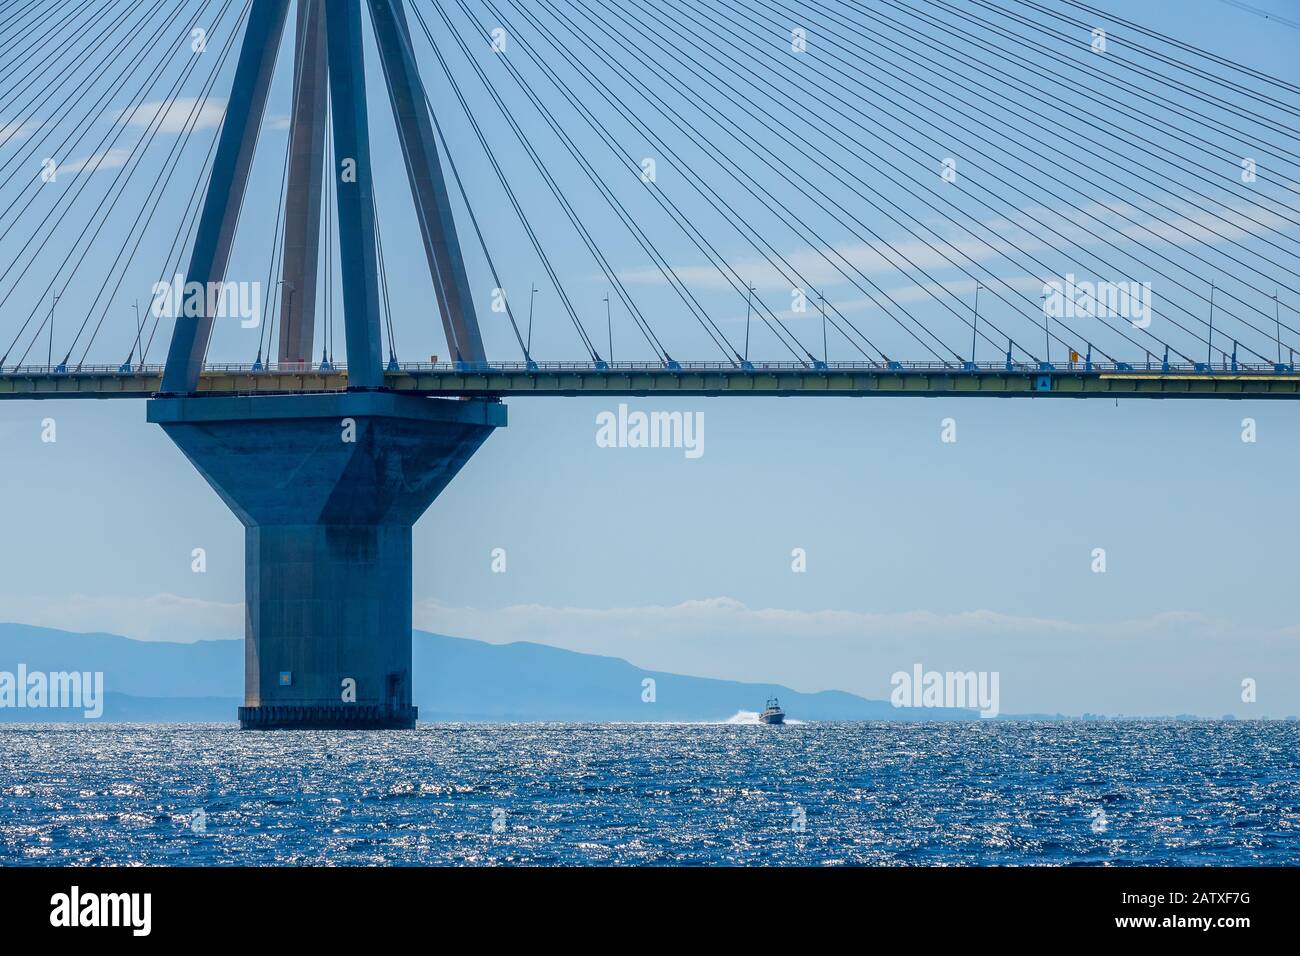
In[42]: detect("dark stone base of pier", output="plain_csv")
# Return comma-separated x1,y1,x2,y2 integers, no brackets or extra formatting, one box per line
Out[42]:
237,703,418,730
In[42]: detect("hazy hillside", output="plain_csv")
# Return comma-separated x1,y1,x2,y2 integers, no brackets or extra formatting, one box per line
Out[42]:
0,623,974,722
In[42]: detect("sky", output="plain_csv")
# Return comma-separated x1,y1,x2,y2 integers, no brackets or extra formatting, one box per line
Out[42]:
1,0,1298,717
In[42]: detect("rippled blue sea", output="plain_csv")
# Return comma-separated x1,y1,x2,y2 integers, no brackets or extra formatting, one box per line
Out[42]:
0,721,1296,865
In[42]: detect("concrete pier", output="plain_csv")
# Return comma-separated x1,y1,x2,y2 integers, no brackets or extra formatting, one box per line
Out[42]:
148,392,504,729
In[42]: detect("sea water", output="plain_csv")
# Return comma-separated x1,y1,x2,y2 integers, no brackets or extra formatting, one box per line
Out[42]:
0,721,1295,865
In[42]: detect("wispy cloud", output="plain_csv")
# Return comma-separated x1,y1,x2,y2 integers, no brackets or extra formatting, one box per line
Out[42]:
0,118,40,143
414,596,1275,649
56,147,133,176
113,96,226,134
617,233,1026,292
757,276,1046,322
616,191,1300,297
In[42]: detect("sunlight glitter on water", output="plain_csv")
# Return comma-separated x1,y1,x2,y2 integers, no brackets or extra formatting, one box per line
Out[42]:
0,721,1296,866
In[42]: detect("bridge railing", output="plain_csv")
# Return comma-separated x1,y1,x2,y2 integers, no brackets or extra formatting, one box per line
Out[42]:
389,359,1292,374
0,360,1294,376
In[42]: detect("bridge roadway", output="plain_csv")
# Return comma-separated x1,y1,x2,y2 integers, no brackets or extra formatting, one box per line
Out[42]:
2,360,1300,400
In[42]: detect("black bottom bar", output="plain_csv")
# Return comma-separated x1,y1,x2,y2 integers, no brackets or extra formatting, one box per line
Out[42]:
0,865,1285,942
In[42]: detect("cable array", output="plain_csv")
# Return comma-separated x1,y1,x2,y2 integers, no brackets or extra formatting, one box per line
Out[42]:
0,0,1292,372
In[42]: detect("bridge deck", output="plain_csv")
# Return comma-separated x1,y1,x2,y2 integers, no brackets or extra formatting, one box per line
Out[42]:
2,362,1299,400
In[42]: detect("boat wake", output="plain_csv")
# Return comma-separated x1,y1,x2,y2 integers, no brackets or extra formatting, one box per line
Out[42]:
724,710,803,725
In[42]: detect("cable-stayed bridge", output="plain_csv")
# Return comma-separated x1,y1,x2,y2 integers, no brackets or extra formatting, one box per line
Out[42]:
0,0,1295,726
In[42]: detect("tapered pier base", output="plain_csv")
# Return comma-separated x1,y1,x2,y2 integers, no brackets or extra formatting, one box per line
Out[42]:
148,392,504,729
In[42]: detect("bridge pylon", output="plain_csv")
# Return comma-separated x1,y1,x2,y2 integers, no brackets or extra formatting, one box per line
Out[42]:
149,0,501,729
150,393,501,729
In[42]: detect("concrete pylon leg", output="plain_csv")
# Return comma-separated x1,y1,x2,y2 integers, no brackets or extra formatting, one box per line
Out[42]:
148,393,505,729
369,0,485,365
278,0,329,370
324,0,384,389
162,0,292,395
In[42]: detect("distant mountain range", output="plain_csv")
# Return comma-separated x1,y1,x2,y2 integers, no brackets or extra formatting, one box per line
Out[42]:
0,622,987,722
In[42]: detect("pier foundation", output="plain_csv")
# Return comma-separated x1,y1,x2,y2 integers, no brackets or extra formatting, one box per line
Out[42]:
147,392,503,729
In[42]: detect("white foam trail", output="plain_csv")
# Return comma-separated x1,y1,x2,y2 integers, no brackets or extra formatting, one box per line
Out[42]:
723,710,804,725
